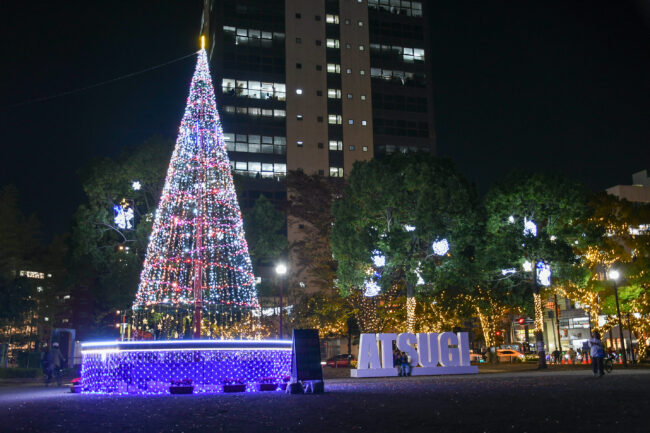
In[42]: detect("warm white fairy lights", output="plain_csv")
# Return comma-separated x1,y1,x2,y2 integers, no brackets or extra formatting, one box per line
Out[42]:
132,49,259,333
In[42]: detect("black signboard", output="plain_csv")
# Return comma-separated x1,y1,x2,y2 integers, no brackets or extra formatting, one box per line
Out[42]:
291,329,323,382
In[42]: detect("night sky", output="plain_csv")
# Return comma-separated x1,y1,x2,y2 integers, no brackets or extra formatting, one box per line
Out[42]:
1,0,649,240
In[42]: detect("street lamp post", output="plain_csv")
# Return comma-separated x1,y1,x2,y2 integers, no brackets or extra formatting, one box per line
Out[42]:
609,270,627,368
627,313,636,365
275,263,287,339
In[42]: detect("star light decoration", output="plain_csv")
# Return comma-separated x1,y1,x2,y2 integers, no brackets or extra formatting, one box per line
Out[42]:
132,181,142,191
132,49,259,329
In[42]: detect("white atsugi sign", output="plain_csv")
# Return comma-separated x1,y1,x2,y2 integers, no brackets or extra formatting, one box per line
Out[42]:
351,332,478,377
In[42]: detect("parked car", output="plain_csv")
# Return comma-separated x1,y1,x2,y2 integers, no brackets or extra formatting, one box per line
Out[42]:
469,350,485,363
496,349,525,362
325,354,356,368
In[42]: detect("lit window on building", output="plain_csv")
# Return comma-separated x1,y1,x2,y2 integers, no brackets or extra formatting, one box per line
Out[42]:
223,133,286,155
20,270,45,279
328,114,342,125
326,14,339,24
231,161,287,178
329,140,343,151
369,43,425,63
223,26,282,46
329,167,344,177
327,89,341,99
370,68,426,87
326,39,340,49
222,79,286,101
327,63,341,73
368,0,423,17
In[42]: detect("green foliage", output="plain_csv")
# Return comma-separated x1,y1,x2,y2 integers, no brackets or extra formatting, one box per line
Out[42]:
483,171,589,306
285,171,352,334
0,367,41,378
16,351,43,368
331,153,479,298
485,171,587,268
0,185,42,277
69,136,173,327
0,276,35,328
244,195,287,270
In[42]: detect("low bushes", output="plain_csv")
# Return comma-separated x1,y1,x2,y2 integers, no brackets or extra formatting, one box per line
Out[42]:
0,368,41,378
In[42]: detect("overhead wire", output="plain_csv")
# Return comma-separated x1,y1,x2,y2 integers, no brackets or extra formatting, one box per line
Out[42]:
4,51,198,109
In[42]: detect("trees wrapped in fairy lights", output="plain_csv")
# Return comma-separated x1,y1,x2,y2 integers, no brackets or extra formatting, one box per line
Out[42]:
132,49,259,338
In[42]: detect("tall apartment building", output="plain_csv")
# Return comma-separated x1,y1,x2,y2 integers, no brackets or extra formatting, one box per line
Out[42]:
201,0,435,289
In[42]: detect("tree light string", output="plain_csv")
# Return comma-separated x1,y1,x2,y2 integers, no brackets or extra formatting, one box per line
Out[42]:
132,49,259,335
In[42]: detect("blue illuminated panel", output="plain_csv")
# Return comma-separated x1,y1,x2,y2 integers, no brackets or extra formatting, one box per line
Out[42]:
81,341,292,395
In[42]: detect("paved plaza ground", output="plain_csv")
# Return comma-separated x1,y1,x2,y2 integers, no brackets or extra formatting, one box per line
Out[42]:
1,367,649,432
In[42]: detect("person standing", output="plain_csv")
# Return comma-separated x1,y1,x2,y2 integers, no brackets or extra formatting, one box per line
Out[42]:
552,349,561,364
45,342,66,386
588,331,605,377
399,352,411,377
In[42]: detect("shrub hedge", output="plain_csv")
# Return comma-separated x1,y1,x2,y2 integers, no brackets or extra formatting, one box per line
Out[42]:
0,368,41,378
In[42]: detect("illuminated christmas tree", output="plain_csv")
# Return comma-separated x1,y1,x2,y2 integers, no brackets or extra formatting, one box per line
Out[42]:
132,48,259,338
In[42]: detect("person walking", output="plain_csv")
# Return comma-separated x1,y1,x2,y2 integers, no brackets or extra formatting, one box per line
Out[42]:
45,342,66,386
588,331,605,377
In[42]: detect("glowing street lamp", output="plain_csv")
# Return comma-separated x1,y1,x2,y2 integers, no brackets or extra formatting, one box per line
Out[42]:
275,263,287,339
609,269,627,368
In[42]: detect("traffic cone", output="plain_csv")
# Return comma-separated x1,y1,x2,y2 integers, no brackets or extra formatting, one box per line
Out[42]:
582,357,587,365
561,358,565,364
618,357,623,364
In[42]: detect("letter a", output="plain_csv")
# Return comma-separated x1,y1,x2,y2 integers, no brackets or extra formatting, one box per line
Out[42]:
358,333,381,369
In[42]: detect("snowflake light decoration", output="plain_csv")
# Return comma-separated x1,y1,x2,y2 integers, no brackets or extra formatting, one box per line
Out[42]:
432,238,449,256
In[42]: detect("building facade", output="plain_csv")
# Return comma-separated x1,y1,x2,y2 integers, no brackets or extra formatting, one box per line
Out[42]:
607,169,650,203
201,0,434,189
201,0,435,295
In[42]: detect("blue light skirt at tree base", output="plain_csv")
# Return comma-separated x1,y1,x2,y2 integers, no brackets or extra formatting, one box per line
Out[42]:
80,340,292,395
